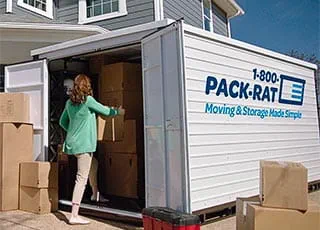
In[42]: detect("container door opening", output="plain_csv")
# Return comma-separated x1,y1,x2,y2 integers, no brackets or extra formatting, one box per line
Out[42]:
48,46,145,217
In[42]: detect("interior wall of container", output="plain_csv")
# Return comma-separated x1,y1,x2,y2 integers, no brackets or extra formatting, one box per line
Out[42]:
48,48,146,213
182,26,320,212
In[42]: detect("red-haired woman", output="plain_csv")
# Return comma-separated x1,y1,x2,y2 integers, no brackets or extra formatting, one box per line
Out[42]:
59,74,124,225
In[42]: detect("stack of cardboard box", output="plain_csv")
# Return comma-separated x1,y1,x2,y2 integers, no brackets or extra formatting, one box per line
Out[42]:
237,161,320,230
97,62,143,199
19,162,58,214
0,93,33,211
0,93,58,214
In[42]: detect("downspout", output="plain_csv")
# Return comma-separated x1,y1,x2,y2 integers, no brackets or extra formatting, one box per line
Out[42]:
6,0,12,13
227,19,231,38
154,0,164,21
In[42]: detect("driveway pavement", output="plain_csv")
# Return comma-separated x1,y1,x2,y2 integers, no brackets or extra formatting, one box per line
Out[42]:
0,191,319,230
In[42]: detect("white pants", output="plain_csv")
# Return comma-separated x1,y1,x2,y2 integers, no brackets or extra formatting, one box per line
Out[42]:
71,153,93,205
71,153,99,205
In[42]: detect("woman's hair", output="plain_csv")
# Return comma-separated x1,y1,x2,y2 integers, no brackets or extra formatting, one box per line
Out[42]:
70,74,93,105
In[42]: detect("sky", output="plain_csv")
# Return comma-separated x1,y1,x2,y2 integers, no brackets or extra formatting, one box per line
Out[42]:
231,0,320,59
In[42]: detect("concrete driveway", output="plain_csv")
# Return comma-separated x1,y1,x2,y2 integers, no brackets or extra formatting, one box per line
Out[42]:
0,191,319,230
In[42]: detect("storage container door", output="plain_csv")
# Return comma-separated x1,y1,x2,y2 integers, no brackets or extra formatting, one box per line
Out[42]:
5,60,49,161
141,21,191,212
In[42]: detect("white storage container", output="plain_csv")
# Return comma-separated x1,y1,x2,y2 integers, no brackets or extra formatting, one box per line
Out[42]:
5,19,319,217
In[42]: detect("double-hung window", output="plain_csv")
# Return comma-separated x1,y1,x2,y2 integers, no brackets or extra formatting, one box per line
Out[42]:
202,0,229,36
79,0,128,24
17,0,53,18
203,0,213,32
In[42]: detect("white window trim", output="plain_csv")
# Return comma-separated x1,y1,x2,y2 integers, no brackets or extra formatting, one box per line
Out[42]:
6,0,13,13
79,0,128,24
202,0,213,32
17,0,53,19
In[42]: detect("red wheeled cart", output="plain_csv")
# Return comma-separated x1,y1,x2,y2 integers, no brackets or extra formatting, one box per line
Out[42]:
142,207,201,230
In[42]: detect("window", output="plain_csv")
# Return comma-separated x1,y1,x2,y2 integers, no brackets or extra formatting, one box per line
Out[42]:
202,0,230,36
79,0,127,24
203,0,213,32
17,0,53,19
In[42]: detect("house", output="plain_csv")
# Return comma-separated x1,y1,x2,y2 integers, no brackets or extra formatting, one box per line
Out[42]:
0,0,244,90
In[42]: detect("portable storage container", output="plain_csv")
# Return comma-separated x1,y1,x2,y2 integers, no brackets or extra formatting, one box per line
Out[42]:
5,19,319,218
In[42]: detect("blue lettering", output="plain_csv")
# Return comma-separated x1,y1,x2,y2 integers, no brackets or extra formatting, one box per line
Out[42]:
205,103,213,113
253,84,262,101
239,82,249,99
229,80,239,98
216,79,228,97
269,109,284,118
285,110,302,120
270,87,278,102
242,106,248,115
262,86,270,102
205,76,218,95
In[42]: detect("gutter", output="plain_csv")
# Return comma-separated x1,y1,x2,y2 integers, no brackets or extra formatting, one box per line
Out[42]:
228,0,245,19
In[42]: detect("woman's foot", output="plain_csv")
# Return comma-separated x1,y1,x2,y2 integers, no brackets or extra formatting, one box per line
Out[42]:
90,193,109,202
69,216,90,225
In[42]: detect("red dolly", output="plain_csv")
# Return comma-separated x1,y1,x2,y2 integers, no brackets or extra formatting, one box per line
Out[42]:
142,207,201,230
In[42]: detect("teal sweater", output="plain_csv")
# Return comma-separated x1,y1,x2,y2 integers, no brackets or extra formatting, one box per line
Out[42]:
59,96,118,154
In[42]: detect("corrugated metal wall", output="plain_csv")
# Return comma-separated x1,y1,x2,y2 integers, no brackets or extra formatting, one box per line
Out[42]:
163,0,203,29
57,0,155,30
183,30,320,211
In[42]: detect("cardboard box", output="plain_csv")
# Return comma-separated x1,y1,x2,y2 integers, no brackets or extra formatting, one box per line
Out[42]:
0,93,30,123
100,62,142,93
237,198,320,230
0,123,33,211
98,120,138,153
97,115,124,141
19,187,58,214
260,160,308,211
57,144,68,163
100,152,138,198
99,90,143,119
89,55,105,74
20,162,58,189
236,197,260,230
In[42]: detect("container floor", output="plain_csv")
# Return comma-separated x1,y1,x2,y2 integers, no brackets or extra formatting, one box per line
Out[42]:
82,196,143,213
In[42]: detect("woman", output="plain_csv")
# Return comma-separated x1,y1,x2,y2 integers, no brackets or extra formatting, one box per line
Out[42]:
59,74,124,225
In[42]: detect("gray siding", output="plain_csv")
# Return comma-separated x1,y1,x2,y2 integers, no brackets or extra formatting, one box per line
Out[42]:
57,1,78,23
0,0,5,14
57,0,155,30
163,0,229,37
163,0,203,28
212,2,228,36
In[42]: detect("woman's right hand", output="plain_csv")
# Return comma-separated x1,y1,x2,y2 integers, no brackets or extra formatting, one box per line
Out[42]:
118,106,125,116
